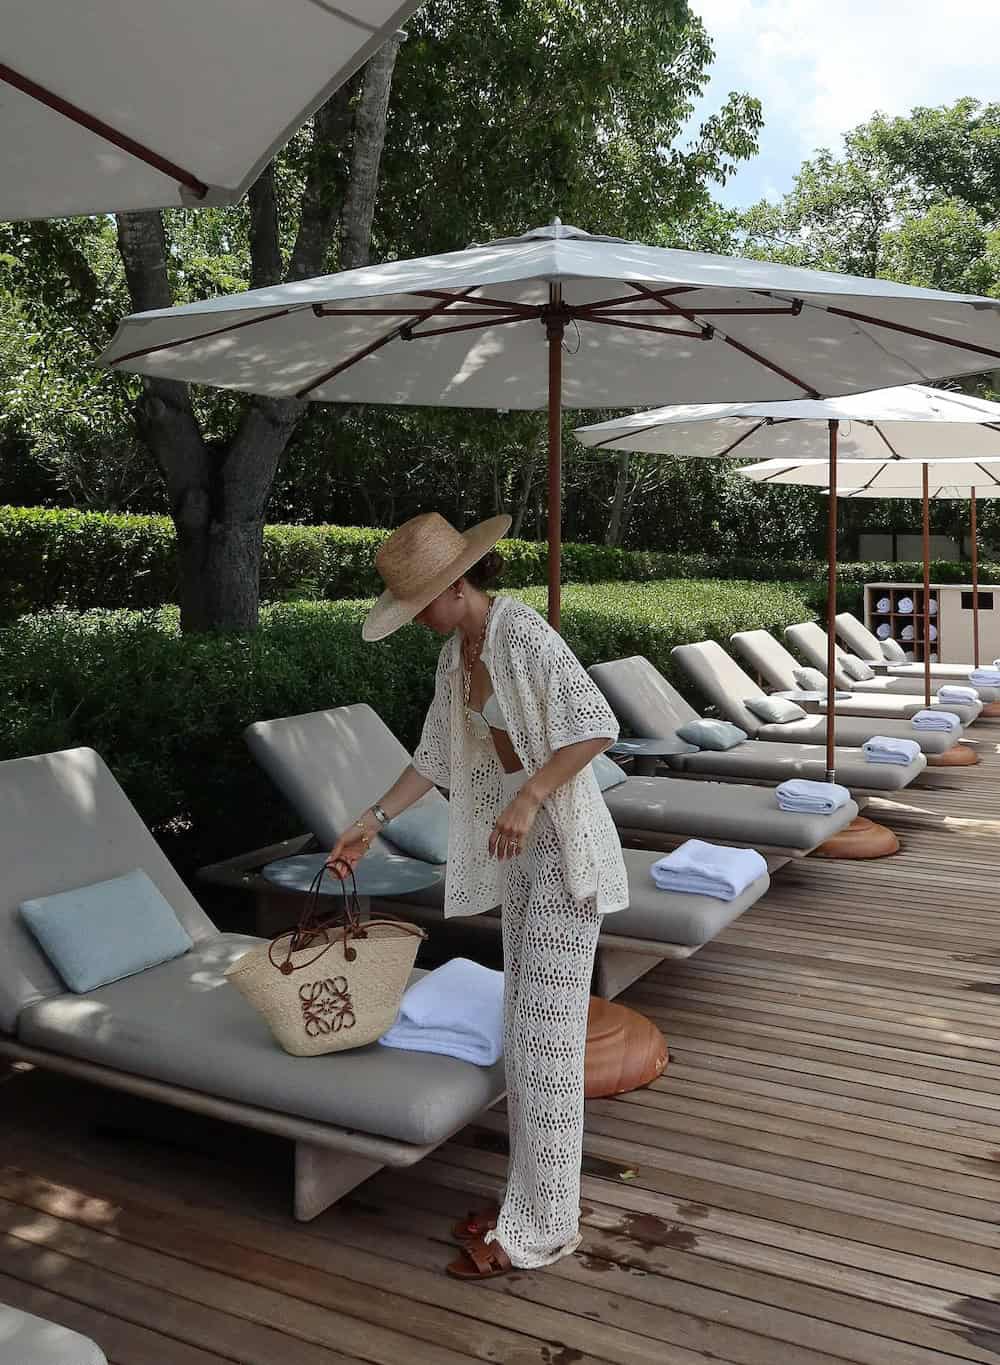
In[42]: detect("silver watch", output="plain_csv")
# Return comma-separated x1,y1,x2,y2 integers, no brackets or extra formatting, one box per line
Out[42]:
371,803,389,826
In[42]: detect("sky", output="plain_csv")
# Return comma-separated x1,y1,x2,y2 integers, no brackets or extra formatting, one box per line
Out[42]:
688,0,1000,208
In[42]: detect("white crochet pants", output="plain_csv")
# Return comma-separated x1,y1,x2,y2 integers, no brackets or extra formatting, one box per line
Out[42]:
486,776,601,1269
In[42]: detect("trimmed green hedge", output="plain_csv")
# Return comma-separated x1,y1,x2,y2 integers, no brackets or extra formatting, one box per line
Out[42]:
2,503,959,617
0,578,814,873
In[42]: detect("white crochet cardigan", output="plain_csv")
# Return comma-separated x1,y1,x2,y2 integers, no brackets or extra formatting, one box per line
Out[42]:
413,595,629,918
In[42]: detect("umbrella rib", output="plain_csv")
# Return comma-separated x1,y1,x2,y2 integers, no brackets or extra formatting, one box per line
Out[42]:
0,62,209,200
108,307,301,365
395,314,530,340
974,462,1000,486
855,463,889,493
823,305,1000,365
302,0,387,34
626,283,820,396
294,287,481,397
752,457,804,483
412,290,540,318
577,287,701,312
575,315,705,339
873,425,904,459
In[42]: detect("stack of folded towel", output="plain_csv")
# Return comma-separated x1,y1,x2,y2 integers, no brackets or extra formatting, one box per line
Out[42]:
901,624,915,641
863,736,921,766
970,666,1000,686
775,779,852,814
876,596,891,613
876,622,892,639
911,709,961,732
897,596,914,614
379,957,504,1066
938,684,978,704
651,840,767,901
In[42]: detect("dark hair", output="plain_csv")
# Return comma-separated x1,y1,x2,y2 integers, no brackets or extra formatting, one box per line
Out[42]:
463,549,505,589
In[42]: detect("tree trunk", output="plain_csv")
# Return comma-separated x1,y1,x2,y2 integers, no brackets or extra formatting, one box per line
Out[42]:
605,452,631,547
340,34,402,271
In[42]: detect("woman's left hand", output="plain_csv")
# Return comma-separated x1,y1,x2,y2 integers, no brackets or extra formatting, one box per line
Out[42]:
490,788,541,860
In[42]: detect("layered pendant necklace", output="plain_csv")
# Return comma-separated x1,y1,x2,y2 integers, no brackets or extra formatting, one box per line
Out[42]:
462,597,493,735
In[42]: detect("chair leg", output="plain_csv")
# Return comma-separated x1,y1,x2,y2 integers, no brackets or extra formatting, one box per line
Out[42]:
294,1142,384,1221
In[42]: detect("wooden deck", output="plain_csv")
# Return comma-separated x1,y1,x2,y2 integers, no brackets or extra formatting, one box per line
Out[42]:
4,735,1000,1363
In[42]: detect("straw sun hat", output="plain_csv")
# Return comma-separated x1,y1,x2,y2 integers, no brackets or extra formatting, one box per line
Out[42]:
362,511,512,642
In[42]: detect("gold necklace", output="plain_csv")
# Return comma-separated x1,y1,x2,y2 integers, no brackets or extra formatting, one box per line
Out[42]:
462,597,493,710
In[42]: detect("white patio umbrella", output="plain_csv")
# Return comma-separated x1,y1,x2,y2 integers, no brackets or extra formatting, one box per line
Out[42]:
575,386,1000,780
2,0,422,220
101,225,1000,628
742,456,1000,698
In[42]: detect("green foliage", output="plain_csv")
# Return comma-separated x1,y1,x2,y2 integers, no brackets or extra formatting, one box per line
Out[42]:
0,579,812,872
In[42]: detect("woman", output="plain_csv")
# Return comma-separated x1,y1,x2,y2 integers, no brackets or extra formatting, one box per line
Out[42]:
327,510,628,1280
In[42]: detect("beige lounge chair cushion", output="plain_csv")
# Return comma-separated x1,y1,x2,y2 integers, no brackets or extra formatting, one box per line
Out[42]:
17,936,506,1149
0,1304,107,1365
603,776,857,851
588,657,703,736
753,713,958,754
835,612,886,661
0,749,217,1036
671,740,926,790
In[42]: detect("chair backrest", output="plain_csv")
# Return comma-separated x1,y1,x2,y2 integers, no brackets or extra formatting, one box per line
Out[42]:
587,657,701,736
835,611,883,662
670,640,766,735
0,747,217,1036
784,621,853,689
245,703,448,850
730,629,805,692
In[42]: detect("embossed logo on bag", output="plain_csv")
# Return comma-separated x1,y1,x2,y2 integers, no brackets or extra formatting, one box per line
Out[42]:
299,976,356,1037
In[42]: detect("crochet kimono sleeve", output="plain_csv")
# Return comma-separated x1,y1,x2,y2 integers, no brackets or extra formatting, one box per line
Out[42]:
543,631,620,752
412,651,453,787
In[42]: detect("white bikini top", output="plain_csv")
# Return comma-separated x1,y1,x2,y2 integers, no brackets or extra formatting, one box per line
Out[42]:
467,692,509,736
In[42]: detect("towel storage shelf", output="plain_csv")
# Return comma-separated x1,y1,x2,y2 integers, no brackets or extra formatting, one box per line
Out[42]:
864,580,1000,664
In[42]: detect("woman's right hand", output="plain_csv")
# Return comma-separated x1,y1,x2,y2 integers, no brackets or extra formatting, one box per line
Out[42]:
326,811,377,877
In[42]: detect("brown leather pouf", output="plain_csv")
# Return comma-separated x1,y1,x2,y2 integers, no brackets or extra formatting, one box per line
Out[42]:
584,997,668,1099
927,744,979,766
982,702,1000,719
812,815,899,860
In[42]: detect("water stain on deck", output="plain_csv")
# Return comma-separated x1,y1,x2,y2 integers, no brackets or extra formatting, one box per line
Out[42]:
964,981,1000,994
541,1346,583,1364
675,1201,711,1221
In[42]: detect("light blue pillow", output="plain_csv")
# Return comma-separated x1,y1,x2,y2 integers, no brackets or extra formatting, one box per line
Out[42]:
19,868,193,994
382,800,450,864
744,696,808,724
676,719,748,751
592,753,629,791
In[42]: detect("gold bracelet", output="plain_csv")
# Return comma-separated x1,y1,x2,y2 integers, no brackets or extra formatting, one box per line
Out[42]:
353,818,372,848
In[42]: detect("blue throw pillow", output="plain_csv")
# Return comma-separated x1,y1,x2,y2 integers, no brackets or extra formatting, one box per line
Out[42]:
676,719,748,751
382,800,450,864
19,868,193,994
591,753,629,791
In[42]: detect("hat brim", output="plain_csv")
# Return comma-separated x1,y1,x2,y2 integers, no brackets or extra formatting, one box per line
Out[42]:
362,514,513,642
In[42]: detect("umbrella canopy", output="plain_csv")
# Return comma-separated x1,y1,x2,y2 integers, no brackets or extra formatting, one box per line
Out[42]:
2,0,421,220
103,223,1000,628
573,386,1000,460
575,385,1000,779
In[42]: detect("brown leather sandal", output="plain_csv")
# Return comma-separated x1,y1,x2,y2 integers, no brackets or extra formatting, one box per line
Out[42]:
446,1235,513,1280
451,1204,500,1242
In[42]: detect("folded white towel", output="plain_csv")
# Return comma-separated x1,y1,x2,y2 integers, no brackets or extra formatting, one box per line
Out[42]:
901,624,914,640
897,596,914,614
379,958,504,1066
876,622,892,639
863,736,921,766
651,839,767,902
911,709,961,732
937,685,978,704
775,778,852,814
970,668,1000,686
876,597,891,613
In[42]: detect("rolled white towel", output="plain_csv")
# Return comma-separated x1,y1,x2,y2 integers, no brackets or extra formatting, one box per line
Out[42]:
970,668,1000,685
928,624,938,641
911,709,961,732
876,622,892,639
876,597,891,613
863,736,921,766
904,650,915,660
937,685,978,704
775,778,852,814
929,599,938,615
897,596,914,614
379,958,504,1066
651,839,767,902
901,624,914,641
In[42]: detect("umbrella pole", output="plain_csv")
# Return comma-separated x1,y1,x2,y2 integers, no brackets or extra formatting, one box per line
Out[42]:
825,420,838,782
922,465,931,708
546,284,565,631
971,488,980,668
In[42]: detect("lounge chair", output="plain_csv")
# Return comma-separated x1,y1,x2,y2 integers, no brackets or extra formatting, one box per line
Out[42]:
671,639,970,759
0,746,512,1221
0,1303,107,1364
732,627,981,725
834,611,1000,703
588,655,927,792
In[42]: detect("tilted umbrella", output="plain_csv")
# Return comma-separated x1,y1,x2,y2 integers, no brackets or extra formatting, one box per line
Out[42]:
102,225,1000,629
742,455,1000,703
2,0,422,219
575,386,1000,781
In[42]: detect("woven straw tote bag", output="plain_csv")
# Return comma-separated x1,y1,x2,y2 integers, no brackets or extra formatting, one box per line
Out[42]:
226,859,427,1056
